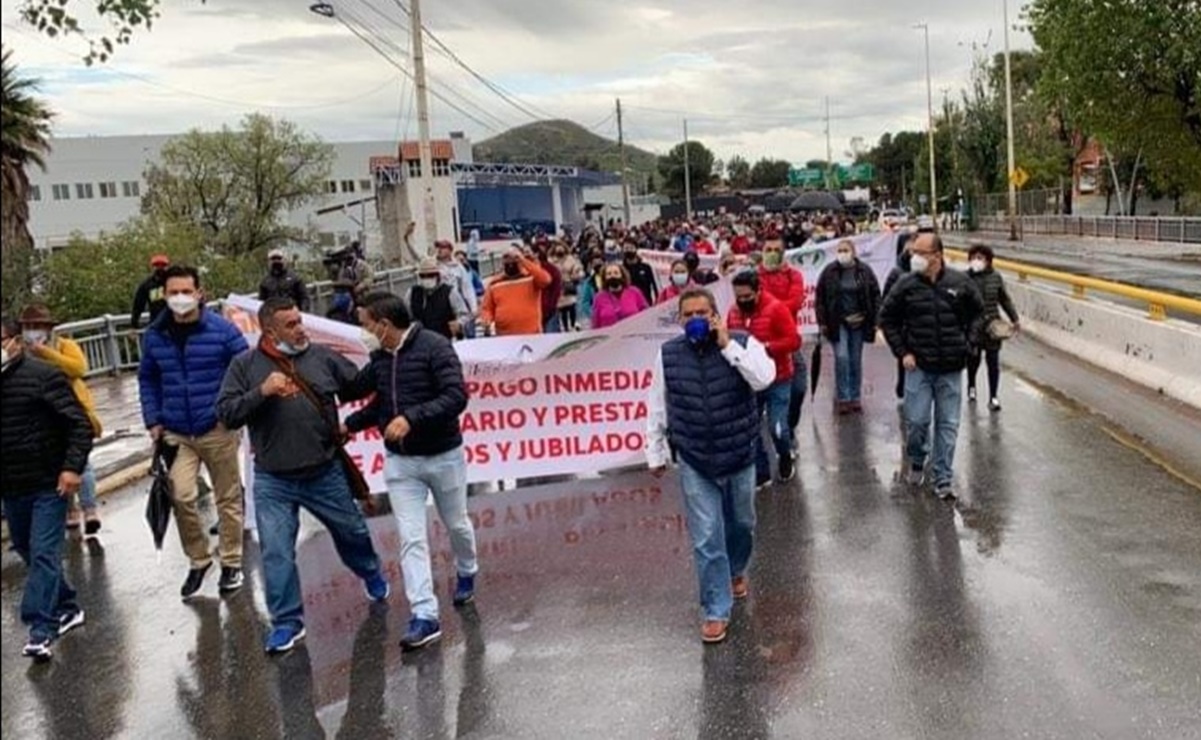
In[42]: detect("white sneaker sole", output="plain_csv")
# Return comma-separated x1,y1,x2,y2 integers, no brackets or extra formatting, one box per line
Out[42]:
58,610,86,637
265,628,306,654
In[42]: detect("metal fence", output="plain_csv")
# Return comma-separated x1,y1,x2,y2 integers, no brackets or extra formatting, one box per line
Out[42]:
976,215,1201,244
56,253,504,378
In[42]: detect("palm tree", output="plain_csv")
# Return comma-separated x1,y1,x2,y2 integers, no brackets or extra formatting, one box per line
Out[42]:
1,45,53,315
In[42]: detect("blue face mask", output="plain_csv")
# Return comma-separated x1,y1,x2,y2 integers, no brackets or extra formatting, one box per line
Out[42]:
275,340,303,357
684,316,712,345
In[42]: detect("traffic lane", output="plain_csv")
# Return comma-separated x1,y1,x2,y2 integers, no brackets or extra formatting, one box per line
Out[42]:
1,345,1199,738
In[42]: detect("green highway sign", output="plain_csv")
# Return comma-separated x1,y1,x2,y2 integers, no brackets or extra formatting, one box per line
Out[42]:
788,168,824,187
789,163,875,188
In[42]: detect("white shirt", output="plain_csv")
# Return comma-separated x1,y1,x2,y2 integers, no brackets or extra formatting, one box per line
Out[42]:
645,335,777,470
438,260,479,315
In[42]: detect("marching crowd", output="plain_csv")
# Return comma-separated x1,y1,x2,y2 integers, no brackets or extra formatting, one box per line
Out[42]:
0,213,1022,659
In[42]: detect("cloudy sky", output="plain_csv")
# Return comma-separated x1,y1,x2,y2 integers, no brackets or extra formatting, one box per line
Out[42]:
2,0,1030,164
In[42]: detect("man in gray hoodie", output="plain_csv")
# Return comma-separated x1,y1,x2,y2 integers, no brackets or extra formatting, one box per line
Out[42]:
217,297,390,655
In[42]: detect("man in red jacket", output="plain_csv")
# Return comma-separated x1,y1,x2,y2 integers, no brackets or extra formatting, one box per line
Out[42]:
727,270,801,486
756,236,808,434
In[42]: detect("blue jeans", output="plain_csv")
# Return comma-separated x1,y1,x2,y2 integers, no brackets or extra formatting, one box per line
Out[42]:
903,368,964,487
788,349,808,430
678,462,756,621
833,325,866,402
77,463,98,511
384,447,478,622
3,492,78,642
543,312,561,334
254,462,382,631
754,380,794,481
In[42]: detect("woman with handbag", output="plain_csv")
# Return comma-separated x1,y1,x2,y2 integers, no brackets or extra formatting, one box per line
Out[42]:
966,245,1020,411
815,239,882,415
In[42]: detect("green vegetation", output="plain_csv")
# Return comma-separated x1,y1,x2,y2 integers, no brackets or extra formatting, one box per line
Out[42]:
473,119,659,186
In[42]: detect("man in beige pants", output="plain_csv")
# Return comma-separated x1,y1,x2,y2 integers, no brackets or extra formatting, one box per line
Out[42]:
138,265,250,599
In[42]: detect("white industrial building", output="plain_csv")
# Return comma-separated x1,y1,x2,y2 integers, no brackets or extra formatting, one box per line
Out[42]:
25,132,475,257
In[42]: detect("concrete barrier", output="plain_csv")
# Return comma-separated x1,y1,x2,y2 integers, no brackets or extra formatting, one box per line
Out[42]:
1005,280,1201,410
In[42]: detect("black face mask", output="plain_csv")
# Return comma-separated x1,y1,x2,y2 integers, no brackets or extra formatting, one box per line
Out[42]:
736,298,757,314
503,263,521,278
270,262,285,275
623,252,637,263
605,278,624,291
154,269,167,281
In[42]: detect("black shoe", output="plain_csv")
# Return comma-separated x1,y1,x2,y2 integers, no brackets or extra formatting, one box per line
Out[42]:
778,453,795,482
180,563,213,600
218,567,244,594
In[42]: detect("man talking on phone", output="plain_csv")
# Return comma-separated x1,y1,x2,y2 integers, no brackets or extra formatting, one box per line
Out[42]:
644,288,775,644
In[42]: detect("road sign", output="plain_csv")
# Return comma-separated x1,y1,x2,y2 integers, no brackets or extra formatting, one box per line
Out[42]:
844,163,875,182
788,168,825,187
1009,167,1030,189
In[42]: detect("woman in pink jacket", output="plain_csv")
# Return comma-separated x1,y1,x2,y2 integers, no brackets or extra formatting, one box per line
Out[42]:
591,263,649,329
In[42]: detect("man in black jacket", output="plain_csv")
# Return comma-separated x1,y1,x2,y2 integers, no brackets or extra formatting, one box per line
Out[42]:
258,249,310,312
131,254,170,329
407,258,469,339
878,234,984,500
1,319,93,661
347,294,477,652
622,241,659,305
216,297,390,654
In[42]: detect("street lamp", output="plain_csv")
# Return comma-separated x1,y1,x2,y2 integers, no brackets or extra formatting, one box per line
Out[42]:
1003,0,1019,240
914,22,938,224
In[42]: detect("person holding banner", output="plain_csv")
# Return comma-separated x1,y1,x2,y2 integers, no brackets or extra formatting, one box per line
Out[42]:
756,237,808,434
727,272,802,486
646,288,776,644
348,294,478,652
815,240,882,415
216,298,391,655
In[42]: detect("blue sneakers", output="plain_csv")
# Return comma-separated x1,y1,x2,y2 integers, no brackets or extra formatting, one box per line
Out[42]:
363,573,391,603
399,617,442,651
452,574,476,606
264,625,306,654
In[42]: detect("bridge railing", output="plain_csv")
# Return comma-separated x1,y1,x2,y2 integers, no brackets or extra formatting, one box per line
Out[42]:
976,215,1201,244
946,249,1201,322
54,253,504,378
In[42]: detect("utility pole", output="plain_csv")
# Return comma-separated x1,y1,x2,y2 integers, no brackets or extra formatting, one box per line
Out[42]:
617,98,631,227
683,118,693,220
411,0,438,252
824,96,833,190
1003,0,1019,240
915,22,938,223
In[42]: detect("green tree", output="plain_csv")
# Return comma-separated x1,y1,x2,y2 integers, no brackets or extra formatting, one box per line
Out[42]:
1,46,53,317
657,140,715,200
142,114,334,258
863,132,925,201
40,219,261,322
749,158,792,188
726,155,751,189
19,0,205,64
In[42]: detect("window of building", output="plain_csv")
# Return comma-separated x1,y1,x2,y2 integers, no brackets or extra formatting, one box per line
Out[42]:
340,179,356,194
122,181,141,198
325,180,338,194
99,181,118,198
359,179,373,192
28,185,42,202
433,159,451,177
406,160,422,178
52,184,71,201
75,183,95,199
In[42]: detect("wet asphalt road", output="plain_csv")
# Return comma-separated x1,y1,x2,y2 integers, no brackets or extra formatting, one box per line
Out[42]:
3,341,1201,739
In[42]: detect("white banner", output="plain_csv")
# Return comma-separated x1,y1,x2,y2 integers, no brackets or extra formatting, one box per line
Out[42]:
223,295,682,488
639,232,897,333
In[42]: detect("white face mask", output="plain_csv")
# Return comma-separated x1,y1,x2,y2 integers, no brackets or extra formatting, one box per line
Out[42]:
837,252,854,267
970,259,988,273
419,278,438,291
671,272,689,287
909,255,930,274
22,329,48,345
167,294,199,316
360,328,382,353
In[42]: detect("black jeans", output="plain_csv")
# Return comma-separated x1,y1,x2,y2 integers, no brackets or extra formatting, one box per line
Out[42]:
968,347,1002,399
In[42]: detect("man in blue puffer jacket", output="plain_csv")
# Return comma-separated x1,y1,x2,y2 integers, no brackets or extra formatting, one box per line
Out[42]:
139,265,250,601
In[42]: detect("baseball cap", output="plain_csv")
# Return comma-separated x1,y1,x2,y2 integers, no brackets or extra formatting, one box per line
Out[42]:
150,254,170,267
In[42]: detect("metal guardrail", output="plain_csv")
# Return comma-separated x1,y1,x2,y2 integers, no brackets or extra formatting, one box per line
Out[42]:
55,253,504,378
947,249,1201,321
976,215,1201,244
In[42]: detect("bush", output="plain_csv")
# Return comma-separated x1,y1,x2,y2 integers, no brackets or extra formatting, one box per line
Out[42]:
39,219,263,322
